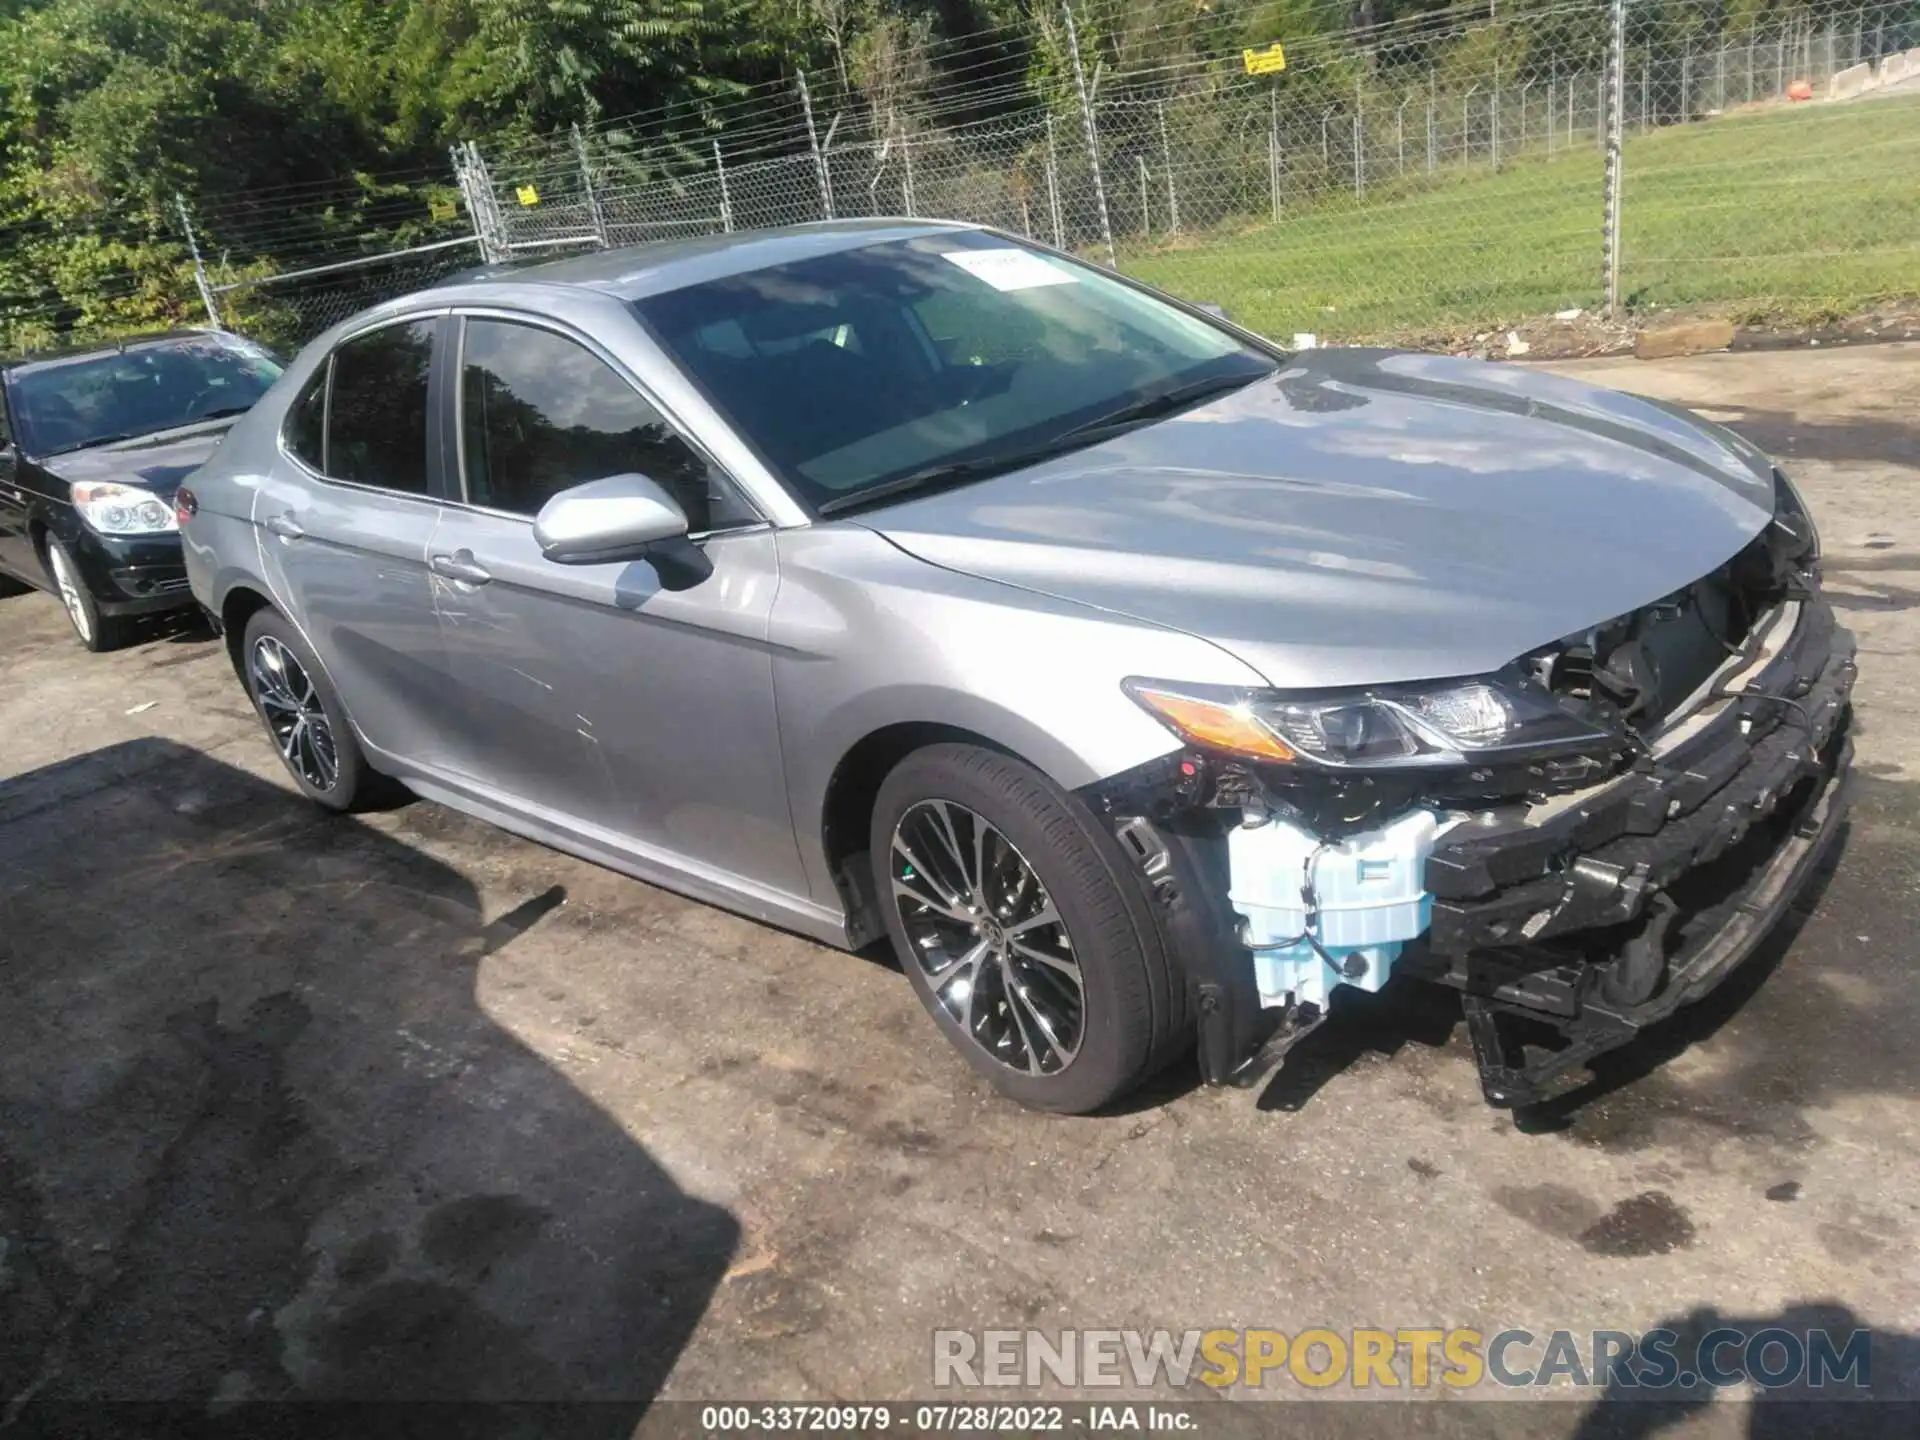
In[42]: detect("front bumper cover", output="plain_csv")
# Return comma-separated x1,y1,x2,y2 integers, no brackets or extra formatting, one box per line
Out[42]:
1084,598,1856,1108
1403,597,1855,1104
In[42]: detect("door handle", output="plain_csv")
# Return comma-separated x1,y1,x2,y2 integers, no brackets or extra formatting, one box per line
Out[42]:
430,550,492,585
265,513,305,540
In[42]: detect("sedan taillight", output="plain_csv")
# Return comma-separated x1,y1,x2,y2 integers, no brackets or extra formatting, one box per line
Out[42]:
173,487,198,528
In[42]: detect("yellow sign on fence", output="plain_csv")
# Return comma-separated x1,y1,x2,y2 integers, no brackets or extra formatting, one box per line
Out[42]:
515,183,540,207
1243,43,1287,76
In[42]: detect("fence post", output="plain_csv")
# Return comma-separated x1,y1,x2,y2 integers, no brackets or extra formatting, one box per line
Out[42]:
798,71,834,219
172,193,223,330
1426,99,1435,173
1062,4,1115,267
901,128,917,217
1398,97,1409,172
1045,113,1064,247
1681,53,1691,120
571,124,609,247
451,142,507,264
1268,89,1281,222
1137,155,1151,239
1353,76,1364,195
1491,61,1500,166
713,142,735,232
1603,0,1627,317
1157,102,1179,232
1547,78,1555,154
1641,58,1650,130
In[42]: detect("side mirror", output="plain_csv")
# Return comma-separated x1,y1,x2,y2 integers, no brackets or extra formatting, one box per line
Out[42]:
534,473,689,566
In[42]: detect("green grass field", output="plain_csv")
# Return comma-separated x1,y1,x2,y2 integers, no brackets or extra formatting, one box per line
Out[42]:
1123,91,1920,342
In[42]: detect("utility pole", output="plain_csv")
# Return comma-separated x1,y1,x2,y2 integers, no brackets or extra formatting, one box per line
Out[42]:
1062,4,1115,267
173,193,223,330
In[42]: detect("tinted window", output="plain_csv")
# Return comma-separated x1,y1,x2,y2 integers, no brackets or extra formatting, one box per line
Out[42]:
458,319,752,532
8,334,284,456
285,362,327,471
636,233,1272,512
327,320,434,494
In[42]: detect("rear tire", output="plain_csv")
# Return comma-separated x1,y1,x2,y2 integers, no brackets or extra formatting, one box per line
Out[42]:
45,535,134,652
871,743,1189,1114
241,607,396,812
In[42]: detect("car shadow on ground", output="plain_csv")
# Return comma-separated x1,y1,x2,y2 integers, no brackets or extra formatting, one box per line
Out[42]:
1570,1301,1920,1436
0,739,738,1431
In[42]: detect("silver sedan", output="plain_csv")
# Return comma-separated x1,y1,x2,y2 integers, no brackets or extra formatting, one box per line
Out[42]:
180,220,1853,1114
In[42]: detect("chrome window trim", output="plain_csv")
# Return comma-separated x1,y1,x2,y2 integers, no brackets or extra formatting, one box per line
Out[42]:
445,306,769,538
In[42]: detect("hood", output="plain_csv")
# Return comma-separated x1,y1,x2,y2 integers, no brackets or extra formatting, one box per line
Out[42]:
37,418,236,497
866,349,1778,689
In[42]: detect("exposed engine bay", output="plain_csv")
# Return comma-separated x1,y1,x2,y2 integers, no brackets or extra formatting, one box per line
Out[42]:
1085,468,1854,1107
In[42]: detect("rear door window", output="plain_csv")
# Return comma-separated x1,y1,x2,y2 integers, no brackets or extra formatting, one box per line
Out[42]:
284,362,328,472
326,321,435,495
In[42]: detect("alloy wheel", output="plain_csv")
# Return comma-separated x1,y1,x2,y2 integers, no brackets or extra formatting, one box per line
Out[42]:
48,545,91,643
250,635,340,792
891,799,1084,1075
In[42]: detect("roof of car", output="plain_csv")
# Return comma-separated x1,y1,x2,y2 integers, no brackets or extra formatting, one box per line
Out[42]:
428,218,977,304
2,328,230,371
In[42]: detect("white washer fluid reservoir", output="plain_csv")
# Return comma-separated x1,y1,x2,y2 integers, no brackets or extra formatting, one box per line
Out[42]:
1227,808,1461,1009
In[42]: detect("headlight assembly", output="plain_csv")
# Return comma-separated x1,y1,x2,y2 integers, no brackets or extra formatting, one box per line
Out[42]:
1124,673,1612,770
72,481,178,536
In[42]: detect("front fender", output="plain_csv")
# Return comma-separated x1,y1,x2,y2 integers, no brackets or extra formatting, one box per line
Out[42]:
771,524,1265,911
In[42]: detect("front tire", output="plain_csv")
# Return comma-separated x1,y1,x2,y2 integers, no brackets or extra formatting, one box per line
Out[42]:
871,743,1189,1114
241,608,391,811
45,535,133,652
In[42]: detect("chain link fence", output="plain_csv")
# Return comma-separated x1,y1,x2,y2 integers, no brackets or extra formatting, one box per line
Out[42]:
453,0,1919,345
87,0,1916,358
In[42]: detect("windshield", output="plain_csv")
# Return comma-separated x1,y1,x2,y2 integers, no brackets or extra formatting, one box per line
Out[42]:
9,334,284,456
634,233,1276,513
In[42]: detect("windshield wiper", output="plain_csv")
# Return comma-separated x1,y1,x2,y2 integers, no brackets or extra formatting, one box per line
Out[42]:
1057,369,1269,441
814,370,1271,519
47,432,140,454
816,441,1075,517
188,406,252,422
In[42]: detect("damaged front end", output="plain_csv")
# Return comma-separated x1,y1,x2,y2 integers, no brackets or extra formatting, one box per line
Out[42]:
1082,470,1855,1107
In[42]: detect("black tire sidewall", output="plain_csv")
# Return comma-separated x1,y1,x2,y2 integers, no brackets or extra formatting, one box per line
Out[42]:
45,536,115,652
241,608,369,811
871,743,1163,1114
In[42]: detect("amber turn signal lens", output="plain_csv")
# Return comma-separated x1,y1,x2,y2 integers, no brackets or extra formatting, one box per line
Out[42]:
1128,685,1297,763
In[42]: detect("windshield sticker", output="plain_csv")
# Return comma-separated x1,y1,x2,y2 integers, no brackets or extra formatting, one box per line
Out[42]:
941,248,1077,292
